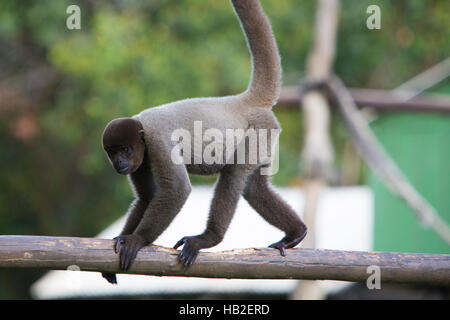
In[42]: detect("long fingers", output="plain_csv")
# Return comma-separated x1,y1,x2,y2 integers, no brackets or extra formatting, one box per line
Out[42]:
114,237,125,254
112,235,145,271
173,237,200,267
119,241,141,271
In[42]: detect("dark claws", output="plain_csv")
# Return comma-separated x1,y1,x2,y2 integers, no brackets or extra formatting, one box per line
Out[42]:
173,239,185,250
113,234,147,272
120,246,129,271
269,243,287,256
269,229,307,257
120,242,140,271
173,237,199,267
113,236,122,254
102,235,146,284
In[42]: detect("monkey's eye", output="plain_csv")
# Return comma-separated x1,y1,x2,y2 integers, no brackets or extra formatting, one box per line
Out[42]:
122,146,130,154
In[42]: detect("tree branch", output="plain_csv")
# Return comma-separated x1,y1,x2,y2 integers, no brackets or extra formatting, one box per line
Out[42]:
1,236,449,286
278,86,450,113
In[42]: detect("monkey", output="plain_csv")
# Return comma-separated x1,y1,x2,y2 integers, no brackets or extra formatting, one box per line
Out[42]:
100,0,307,284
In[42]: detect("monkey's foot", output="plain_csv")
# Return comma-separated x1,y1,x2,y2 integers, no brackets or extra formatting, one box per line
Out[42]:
113,234,148,271
269,230,307,257
101,272,117,285
173,236,200,267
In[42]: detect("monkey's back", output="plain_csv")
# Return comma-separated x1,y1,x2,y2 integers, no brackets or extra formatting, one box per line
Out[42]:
134,94,279,172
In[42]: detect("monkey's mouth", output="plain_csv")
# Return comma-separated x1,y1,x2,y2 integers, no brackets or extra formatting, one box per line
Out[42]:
117,166,130,174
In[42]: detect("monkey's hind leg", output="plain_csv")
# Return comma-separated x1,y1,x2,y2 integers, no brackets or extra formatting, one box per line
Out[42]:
243,167,307,256
174,165,250,266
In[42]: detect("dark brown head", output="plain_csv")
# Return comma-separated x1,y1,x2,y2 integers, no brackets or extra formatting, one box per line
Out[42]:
102,117,146,175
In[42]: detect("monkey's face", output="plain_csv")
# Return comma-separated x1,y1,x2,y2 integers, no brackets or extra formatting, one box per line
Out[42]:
102,118,146,175
104,144,141,175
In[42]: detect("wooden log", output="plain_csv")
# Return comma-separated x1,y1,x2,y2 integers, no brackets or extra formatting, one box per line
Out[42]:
0,236,449,286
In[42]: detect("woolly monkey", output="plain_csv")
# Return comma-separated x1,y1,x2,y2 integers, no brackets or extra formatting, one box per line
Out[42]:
101,0,307,284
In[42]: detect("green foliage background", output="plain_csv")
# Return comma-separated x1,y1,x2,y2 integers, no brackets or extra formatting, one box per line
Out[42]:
0,0,448,298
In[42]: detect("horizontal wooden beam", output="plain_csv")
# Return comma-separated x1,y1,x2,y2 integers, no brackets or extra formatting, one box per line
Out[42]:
277,86,450,113
0,236,449,286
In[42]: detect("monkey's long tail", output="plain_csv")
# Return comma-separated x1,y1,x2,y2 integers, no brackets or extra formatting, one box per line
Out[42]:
231,0,282,108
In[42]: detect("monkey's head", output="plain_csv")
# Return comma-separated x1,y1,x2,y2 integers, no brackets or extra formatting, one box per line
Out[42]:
102,118,146,175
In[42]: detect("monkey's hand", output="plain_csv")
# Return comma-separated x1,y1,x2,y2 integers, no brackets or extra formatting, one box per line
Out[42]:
173,236,200,267
113,234,148,271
